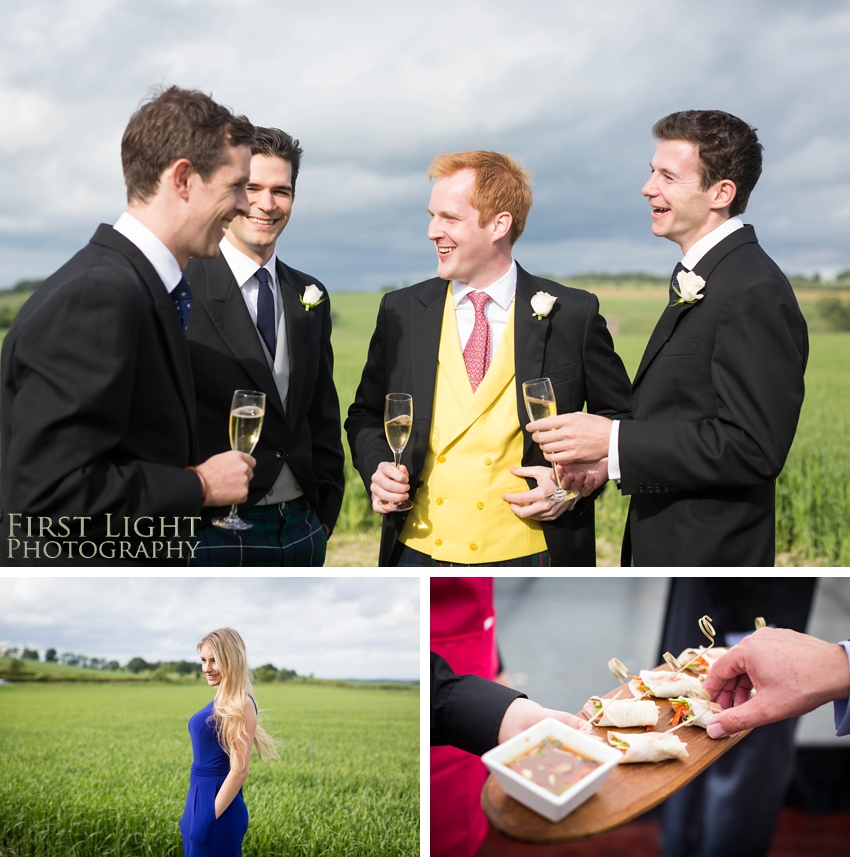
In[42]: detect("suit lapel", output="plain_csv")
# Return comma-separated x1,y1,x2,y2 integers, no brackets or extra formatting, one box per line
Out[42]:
90,225,199,453
197,254,286,420
277,260,311,423
631,300,695,388
514,264,550,460
410,279,449,444
632,227,758,389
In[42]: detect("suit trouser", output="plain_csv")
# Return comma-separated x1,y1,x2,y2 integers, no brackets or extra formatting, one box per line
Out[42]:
661,718,798,857
658,578,816,857
189,497,327,567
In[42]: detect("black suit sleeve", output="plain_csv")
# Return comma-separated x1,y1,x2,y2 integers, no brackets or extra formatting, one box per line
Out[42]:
619,272,806,493
303,289,345,531
581,292,633,422
431,652,526,756
2,276,202,534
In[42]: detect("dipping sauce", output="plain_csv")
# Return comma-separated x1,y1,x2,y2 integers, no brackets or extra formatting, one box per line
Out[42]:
505,737,600,795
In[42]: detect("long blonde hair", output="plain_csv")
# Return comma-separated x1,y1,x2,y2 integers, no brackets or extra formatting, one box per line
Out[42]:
198,628,279,763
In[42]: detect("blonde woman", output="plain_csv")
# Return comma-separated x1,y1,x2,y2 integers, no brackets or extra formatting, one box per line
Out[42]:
179,628,278,856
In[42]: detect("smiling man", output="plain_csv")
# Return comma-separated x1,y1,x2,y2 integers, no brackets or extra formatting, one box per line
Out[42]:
0,86,257,566
185,127,344,566
532,110,808,568
346,150,631,570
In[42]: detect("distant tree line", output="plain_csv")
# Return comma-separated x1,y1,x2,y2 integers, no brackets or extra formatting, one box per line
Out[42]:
1,645,301,682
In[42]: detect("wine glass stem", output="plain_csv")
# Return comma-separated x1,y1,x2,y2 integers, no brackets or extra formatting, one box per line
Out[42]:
393,449,402,467
228,503,238,518
551,463,566,502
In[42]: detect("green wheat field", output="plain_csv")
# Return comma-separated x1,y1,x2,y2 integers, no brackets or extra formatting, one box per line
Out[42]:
0,682,419,857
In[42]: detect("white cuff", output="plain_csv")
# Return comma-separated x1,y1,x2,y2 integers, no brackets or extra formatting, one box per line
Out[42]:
608,419,621,482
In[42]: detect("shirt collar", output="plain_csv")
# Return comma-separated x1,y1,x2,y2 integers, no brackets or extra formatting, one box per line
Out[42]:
219,235,277,288
113,212,183,293
452,259,517,310
682,215,745,270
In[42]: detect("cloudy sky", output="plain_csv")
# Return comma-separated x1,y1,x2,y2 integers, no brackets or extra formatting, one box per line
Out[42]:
0,577,419,680
2,1,849,291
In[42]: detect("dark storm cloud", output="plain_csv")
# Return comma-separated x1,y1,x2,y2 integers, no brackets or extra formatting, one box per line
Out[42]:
1,0,849,290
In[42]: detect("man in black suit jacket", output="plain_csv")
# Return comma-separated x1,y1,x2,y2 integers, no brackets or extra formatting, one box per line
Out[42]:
534,111,810,857
346,151,631,567
533,110,808,567
0,87,257,566
186,128,344,566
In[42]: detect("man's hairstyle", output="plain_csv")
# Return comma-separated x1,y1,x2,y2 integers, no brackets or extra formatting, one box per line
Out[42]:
428,151,533,244
251,127,304,190
652,110,763,216
122,85,255,203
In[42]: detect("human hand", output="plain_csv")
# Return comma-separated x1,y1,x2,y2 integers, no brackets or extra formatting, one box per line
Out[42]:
503,465,575,521
704,627,850,738
195,451,255,506
498,698,587,744
558,459,610,497
528,412,612,464
370,460,410,513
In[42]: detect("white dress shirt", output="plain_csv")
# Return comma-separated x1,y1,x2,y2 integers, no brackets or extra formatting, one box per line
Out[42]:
607,216,746,480
451,260,517,357
219,236,282,339
218,236,302,504
113,212,183,292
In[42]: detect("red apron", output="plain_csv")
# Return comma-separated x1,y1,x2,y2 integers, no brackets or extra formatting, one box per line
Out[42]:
431,578,499,857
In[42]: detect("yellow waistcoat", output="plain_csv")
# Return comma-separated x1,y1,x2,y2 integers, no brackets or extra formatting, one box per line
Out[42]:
400,286,546,563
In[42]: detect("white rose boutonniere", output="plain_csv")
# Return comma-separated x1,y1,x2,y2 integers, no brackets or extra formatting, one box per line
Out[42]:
300,283,325,311
531,291,557,320
671,271,706,307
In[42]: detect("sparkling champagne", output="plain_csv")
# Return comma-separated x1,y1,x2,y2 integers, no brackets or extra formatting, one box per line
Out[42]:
229,405,264,454
524,396,557,423
384,414,412,452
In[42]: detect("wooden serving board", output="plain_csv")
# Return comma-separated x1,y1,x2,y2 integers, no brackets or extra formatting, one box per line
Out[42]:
481,668,751,844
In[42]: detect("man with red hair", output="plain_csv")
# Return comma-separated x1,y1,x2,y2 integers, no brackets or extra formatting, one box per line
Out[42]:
346,150,631,571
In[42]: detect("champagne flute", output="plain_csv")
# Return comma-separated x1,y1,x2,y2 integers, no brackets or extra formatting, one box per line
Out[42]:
522,377,575,503
212,390,266,530
383,393,413,512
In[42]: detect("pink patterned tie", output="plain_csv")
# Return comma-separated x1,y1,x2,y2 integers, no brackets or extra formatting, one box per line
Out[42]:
463,291,491,391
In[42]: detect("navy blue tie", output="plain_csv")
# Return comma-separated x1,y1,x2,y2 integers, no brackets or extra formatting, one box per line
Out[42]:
670,261,689,301
255,267,277,357
172,275,193,334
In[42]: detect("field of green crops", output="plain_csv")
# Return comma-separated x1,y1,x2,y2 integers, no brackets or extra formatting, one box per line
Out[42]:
328,286,850,566
3,283,848,565
0,682,419,857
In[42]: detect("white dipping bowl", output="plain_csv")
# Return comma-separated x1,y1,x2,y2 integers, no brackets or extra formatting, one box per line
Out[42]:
481,717,621,823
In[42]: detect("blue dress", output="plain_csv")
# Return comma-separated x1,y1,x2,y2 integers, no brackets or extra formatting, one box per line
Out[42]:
179,697,255,856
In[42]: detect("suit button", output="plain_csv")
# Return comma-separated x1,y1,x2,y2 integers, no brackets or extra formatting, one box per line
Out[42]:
476,502,484,510
434,539,443,547
470,543,478,551
638,487,644,494
275,448,286,460
436,498,444,505
438,455,446,463
484,458,492,466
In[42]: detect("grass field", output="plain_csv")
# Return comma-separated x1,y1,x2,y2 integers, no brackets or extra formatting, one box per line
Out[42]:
0,682,419,857
3,283,848,566
327,286,850,567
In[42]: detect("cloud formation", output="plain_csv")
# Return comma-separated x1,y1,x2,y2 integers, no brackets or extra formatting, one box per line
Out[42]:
0,577,419,679
2,0,849,289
